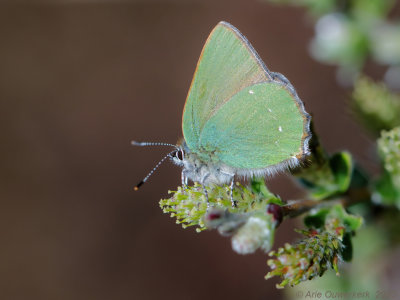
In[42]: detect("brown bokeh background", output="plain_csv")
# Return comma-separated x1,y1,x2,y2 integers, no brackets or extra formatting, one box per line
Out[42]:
0,1,379,300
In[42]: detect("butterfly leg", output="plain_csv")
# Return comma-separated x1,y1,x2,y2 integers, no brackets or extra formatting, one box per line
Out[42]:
202,184,210,210
181,170,188,188
229,177,237,208
220,171,236,208
200,173,211,210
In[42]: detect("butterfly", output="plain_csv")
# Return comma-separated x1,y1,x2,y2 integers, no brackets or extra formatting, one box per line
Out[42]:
133,21,311,207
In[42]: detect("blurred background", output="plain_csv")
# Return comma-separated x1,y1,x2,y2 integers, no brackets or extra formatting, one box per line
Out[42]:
1,1,398,299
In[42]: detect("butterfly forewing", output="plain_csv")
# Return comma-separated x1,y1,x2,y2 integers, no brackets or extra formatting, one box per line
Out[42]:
182,21,272,152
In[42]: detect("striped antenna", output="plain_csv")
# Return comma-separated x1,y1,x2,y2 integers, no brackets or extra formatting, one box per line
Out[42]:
131,141,178,150
134,150,176,191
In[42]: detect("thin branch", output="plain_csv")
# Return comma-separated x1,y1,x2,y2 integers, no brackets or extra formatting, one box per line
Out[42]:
282,187,371,218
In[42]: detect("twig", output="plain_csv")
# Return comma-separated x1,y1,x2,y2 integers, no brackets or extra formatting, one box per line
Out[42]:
282,187,370,218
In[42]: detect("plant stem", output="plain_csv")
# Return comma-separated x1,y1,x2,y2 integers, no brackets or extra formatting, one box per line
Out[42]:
282,187,370,218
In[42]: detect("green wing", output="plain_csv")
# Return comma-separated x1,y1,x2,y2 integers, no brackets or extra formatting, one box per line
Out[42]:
182,21,272,151
198,83,306,169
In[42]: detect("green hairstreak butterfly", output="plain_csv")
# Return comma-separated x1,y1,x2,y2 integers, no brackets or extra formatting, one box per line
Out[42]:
133,21,311,206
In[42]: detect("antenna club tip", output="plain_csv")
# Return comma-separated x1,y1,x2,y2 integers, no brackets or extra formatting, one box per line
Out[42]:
131,140,140,146
134,181,144,191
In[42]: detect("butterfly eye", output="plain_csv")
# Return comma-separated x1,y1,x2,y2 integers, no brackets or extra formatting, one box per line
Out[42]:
176,150,184,160
170,150,184,161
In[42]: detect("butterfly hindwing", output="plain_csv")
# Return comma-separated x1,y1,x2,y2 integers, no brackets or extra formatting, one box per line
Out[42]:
199,82,306,169
182,22,272,152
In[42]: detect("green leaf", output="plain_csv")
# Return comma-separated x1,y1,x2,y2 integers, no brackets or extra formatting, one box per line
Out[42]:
349,164,369,189
304,208,330,229
373,171,400,208
329,204,363,232
341,232,353,261
305,204,363,233
293,125,355,200
305,152,353,200
251,177,284,205
330,152,353,193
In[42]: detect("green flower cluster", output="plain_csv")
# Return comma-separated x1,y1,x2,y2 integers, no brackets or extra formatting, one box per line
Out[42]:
266,230,342,288
160,179,282,254
378,127,400,188
266,205,362,287
353,77,400,133
374,127,400,209
160,181,277,230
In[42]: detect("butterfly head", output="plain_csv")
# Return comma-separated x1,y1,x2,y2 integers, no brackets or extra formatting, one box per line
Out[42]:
169,143,199,174
170,142,235,186
169,147,185,166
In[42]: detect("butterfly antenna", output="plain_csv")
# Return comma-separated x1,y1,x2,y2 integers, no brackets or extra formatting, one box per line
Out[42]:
131,140,179,150
134,150,175,191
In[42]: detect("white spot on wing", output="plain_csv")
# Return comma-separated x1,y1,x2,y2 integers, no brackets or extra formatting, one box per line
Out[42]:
249,90,254,94
278,126,282,132
268,108,272,112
